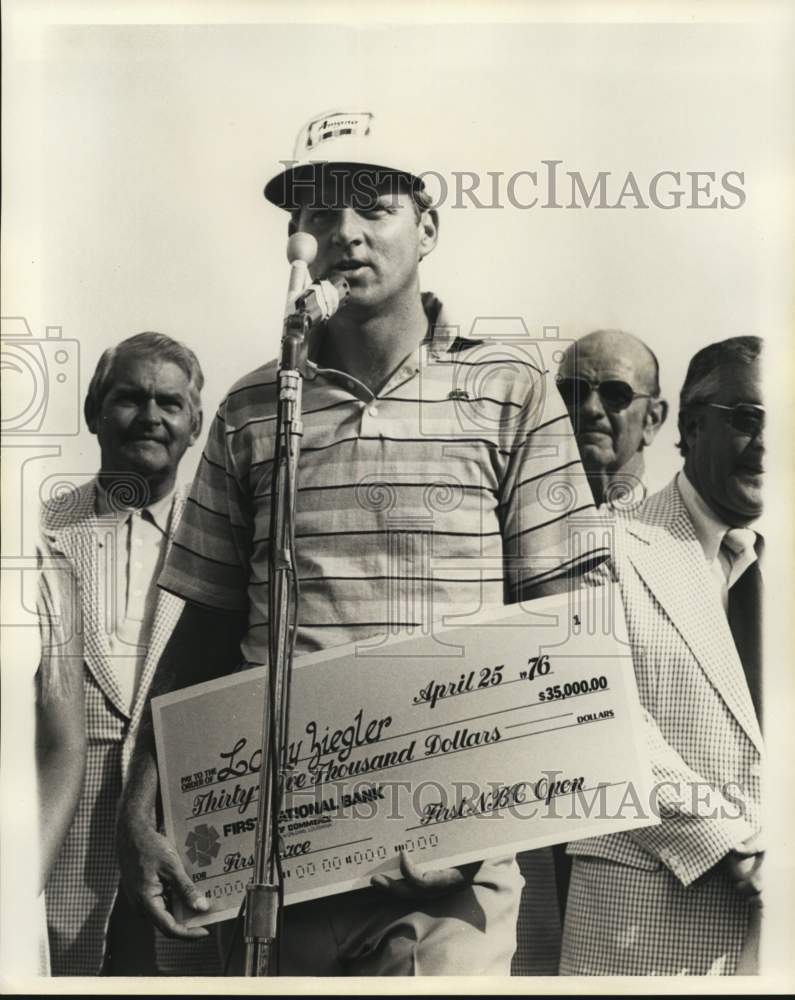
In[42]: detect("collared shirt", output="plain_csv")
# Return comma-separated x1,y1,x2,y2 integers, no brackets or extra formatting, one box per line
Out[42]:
160,294,606,664
676,471,757,612
95,487,174,711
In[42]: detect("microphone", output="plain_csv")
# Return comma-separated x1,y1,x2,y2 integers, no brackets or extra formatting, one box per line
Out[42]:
279,244,349,371
284,232,317,315
292,273,349,327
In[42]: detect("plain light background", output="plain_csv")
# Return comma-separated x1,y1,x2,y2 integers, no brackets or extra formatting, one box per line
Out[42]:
2,1,794,992
4,14,791,498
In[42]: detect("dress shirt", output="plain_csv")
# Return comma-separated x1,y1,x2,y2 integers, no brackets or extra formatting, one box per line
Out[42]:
676,471,758,612
94,487,174,712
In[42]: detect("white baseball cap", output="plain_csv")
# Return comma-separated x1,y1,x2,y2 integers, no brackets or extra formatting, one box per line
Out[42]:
264,109,426,210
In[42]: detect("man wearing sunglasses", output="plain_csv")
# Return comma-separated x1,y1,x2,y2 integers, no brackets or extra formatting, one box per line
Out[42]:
556,329,668,508
560,336,764,975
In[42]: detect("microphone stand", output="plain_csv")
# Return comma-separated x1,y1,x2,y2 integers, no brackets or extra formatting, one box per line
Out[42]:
243,308,309,976
242,267,347,976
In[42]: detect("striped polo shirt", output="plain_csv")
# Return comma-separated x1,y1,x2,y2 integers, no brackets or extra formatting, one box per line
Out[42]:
159,294,604,664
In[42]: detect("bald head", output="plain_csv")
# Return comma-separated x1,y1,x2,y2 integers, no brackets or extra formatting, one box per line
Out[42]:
560,330,660,396
558,329,668,505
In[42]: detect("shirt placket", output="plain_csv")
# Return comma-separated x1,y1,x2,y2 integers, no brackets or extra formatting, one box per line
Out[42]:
126,510,148,625
110,516,132,641
311,353,421,436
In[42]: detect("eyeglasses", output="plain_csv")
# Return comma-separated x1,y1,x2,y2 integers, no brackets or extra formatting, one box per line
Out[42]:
556,375,654,413
704,402,765,437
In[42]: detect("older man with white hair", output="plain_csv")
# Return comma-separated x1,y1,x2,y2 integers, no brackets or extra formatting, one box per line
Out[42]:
38,331,217,975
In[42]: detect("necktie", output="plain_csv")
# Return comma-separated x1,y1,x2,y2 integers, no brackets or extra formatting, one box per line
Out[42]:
721,529,763,725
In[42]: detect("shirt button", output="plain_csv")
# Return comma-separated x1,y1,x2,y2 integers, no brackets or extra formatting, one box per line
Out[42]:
133,588,143,597
134,562,143,571
368,405,379,417
135,538,144,548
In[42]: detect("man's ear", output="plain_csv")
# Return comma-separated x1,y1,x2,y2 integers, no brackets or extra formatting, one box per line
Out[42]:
189,409,204,447
418,209,439,262
84,396,99,435
642,397,668,447
678,406,701,454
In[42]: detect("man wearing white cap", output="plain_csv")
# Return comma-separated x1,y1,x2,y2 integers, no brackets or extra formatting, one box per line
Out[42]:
118,110,605,975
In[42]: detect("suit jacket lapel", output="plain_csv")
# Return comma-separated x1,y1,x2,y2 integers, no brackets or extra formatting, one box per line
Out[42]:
47,488,128,718
129,491,186,732
623,482,763,755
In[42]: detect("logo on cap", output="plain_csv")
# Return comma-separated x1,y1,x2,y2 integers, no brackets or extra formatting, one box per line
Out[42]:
304,112,373,151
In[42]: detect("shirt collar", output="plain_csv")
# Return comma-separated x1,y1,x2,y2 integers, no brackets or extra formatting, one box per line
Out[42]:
143,490,175,531
303,291,477,381
677,470,729,563
95,481,175,531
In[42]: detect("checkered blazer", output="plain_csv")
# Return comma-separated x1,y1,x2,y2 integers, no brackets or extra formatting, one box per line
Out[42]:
40,480,186,773
560,477,763,975
40,480,218,976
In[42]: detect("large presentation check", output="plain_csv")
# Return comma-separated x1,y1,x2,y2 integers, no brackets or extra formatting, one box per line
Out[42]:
153,584,658,926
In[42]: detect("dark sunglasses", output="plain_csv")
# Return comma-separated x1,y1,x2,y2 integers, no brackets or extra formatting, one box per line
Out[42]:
556,375,654,413
704,402,765,436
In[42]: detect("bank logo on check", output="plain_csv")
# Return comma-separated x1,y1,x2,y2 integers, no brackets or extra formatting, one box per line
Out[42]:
185,823,221,868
